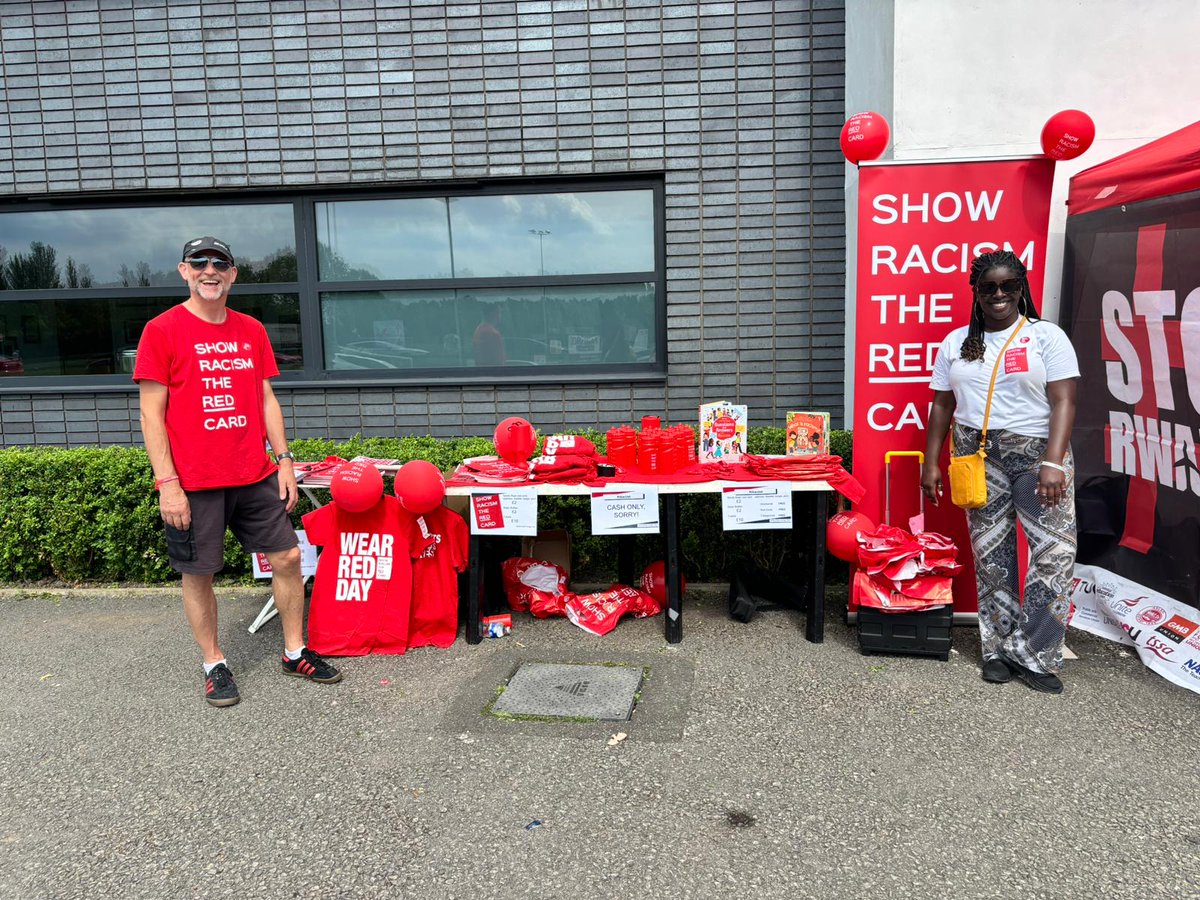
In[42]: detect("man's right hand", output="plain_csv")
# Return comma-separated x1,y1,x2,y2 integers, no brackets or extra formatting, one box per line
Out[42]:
159,482,192,530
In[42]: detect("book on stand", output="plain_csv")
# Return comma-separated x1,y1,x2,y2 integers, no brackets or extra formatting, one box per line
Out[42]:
785,411,830,456
699,401,748,462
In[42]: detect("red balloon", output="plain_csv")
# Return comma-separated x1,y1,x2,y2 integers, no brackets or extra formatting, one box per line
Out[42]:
839,111,890,164
826,510,875,562
640,560,686,604
1040,109,1095,161
394,459,446,514
330,460,384,513
493,416,537,465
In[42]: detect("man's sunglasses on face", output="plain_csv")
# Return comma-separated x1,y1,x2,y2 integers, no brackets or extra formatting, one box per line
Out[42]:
185,256,234,272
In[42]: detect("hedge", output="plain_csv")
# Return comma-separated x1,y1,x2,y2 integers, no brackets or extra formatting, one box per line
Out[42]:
0,428,852,585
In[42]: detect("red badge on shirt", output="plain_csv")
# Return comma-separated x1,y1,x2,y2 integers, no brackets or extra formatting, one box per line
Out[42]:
1004,347,1029,373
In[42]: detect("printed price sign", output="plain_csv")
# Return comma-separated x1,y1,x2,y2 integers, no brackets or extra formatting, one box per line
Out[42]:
721,482,794,531
252,530,318,579
589,487,660,535
469,488,538,535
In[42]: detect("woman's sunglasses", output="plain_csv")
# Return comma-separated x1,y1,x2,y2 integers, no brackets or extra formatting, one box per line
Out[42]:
975,279,1022,296
185,256,234,272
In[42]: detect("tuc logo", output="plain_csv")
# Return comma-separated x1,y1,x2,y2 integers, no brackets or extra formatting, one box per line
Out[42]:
1155,615,1198,644
1136,606,1167,626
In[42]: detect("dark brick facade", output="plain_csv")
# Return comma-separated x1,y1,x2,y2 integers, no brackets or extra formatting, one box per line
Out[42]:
0,0,846,447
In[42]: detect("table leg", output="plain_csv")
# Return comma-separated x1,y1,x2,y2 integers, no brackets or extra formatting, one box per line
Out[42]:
664,493,682,643
807,491,828,643
467,533,482,645
617,535,635,586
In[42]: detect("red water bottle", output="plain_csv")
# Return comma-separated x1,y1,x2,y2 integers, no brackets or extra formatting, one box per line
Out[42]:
641,415,661,431
640,428,660,475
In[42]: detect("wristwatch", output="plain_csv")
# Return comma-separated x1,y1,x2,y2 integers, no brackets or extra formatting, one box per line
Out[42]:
276,451,295,463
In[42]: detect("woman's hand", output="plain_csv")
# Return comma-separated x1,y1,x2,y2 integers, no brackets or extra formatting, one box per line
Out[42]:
921,462,943,507
1036,461,1069,508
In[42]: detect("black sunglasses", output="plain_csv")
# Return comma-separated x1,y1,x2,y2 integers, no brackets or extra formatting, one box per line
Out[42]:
185,256,234,272
975,279,1022,296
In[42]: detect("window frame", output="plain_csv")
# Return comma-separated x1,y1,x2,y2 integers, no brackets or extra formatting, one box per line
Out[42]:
0,176,667,392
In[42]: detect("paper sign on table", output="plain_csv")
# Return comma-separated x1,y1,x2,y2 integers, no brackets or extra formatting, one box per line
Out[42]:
252,530,318,578
721,482,793,531
590,486,660,535
469,488,538,535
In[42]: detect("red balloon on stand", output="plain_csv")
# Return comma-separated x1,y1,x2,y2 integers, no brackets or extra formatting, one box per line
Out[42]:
394,459,446,514
839,111,891,164
826,510,876,562
1040,109,1095,160
493,416,538,465
640,560,687,604
330,461,384,513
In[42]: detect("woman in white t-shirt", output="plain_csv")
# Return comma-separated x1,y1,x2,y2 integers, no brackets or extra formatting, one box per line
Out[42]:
922,250,1080,694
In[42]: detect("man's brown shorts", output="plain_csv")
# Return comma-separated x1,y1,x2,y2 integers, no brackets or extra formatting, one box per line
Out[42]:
169,473,298,575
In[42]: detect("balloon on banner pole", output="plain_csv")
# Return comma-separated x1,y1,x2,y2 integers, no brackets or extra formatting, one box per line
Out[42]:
1040,109,1096,160
394,459,446,514
839,111,891,164
330,460,384,513
493,416,538,465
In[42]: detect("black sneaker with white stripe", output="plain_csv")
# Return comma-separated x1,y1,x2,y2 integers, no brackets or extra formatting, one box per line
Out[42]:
205,663,240,707
281,647,342,684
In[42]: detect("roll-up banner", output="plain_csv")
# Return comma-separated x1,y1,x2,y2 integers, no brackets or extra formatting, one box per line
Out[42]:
852,157,1056,613
1062,188,1200,609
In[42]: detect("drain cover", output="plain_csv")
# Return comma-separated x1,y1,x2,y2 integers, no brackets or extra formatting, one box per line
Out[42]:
491,663,643,721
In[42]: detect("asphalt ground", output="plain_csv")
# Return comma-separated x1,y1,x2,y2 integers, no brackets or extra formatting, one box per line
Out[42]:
2,583,1198,900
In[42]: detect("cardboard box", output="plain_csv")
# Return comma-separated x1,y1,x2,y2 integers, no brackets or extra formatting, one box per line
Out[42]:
521,529,572,578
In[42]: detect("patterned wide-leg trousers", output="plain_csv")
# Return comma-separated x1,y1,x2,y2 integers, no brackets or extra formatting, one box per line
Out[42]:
954,424,1077,674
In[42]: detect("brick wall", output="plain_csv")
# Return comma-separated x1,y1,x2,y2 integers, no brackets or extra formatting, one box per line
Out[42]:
0,0,846,447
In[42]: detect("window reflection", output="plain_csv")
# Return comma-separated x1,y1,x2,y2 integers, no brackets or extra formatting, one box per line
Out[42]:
0,205,296,289
320,284,656,371
315,198,453,281
0,293,301,377
448,191,654,277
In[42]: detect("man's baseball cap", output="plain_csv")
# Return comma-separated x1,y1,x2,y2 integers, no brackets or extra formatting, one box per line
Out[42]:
181,236,235,264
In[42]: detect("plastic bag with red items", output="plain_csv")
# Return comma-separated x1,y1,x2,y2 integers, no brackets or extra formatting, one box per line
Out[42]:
564,584,662,636
501,557,569,614
854,525,959,611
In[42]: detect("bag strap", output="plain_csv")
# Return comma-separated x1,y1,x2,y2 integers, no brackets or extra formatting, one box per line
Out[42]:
951,317,1027,455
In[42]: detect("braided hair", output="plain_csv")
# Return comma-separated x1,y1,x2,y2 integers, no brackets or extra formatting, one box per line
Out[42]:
959,249,1041,361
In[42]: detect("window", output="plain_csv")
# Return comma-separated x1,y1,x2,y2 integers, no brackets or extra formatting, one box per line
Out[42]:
0,180,664,387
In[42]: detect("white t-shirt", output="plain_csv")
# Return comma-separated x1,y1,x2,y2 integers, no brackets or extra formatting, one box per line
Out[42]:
929,318,1080,438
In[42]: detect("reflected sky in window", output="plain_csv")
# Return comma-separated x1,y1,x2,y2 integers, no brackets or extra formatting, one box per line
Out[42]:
0,205,296,289
449,191,654,277
316,197,453,281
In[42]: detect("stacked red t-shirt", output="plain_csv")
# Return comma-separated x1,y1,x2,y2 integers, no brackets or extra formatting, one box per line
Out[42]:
302,496,431,656
133,304,279,490
408,506,470,649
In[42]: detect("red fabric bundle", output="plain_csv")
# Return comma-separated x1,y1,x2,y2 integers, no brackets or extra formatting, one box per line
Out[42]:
541,434,597,457
564,584,663,636
528,454,598,483
501,557,569,614
854,525,960,611
446,456,533,486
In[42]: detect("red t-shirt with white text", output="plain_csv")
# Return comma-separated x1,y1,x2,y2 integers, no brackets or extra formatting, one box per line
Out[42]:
409,506,470,650
302,497,430,656
133,304,279,490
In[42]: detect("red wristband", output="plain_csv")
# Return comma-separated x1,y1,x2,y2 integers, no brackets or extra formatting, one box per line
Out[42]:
154,475,180,490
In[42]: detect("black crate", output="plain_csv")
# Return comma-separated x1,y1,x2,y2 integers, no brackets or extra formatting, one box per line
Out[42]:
857,605,953,661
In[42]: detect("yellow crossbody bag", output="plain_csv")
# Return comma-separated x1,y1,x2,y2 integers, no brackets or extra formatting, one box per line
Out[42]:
947,318,1026,509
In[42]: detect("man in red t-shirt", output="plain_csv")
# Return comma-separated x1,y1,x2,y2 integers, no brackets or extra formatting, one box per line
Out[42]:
134,235,341,708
